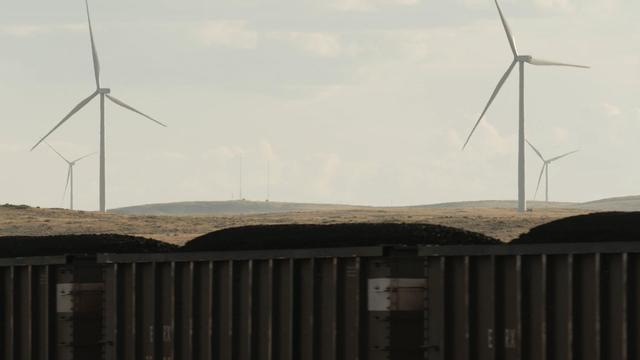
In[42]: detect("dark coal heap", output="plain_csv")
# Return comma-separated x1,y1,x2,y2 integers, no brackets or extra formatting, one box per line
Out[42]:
0,234,178,258
512,212,640,244
182,223,501,252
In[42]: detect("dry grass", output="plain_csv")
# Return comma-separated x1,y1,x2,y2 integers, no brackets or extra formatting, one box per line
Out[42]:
0,205,590,245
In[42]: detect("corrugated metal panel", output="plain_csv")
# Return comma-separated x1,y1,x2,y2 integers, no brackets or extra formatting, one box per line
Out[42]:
0,256,102,360
419,242,640,256
2,242,638,359
101,250,426,360
0,264,54,359
97,246,386,264
423,249,640,360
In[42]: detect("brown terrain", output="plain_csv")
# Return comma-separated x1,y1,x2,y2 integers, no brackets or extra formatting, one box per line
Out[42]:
0,204,590,244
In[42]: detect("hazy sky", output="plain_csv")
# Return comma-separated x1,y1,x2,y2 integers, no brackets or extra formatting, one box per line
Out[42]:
1,0,638,210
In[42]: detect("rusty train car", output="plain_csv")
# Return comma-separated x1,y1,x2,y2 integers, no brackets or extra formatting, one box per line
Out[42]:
0,241,639,359
0,256,103,359
421,241,640,360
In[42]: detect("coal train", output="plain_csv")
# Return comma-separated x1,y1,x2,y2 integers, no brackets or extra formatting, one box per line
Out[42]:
0,215,638,360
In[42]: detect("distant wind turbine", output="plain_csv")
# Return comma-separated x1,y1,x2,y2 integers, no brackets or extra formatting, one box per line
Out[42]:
239,154,243,200
462,0,589,213
266,159,270,202
31,0,166,212
527,140,578,203
45,142,95,211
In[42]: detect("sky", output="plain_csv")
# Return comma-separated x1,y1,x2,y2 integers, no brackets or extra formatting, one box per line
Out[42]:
0,0,638,210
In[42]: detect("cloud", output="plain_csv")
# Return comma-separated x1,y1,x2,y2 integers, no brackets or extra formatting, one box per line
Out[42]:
529,0,622,15
382,30,432,61
462,0,623,17
1,24,85,38
0,142,22,154
273,32,343,58
2,25,44,37
195,21,258,49
201,145,245,161
310,153,342,195
552,127,570,143
194,23,347,58
471,121,514,156
446,129,464,149
531,0,574,11
161,151,187,160
330,0,421,12
259,140,276,161
600,102,622,117
59,24,86,32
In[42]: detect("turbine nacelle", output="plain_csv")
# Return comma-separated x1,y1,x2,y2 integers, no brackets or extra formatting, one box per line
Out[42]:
516,55,533,62
98,88,111,94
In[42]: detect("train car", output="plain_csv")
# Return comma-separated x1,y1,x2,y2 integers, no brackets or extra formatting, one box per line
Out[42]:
1,228,638,359
421,241,640,360
0,255,102,360
98,246,425,360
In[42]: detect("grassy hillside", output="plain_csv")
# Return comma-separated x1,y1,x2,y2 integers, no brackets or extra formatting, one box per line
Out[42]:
109,196,640,216
577,195,640,212
1,204,586,243
413,196,640,212
3,194,637,246
110,200,362,216
415,200,577,209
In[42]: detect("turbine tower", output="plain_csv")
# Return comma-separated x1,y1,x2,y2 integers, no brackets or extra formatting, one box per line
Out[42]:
31,0,166,212
527,140,578,203
45,142,95,211
239,154,243,200
462,0,588,213
266,159,270,202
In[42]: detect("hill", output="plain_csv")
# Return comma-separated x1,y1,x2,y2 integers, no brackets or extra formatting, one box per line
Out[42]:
415,200,576,209
110,200,362,216
577,195,640,212
1,204,585,244
3,195,639,246
416,196,640,212
108,195,640,217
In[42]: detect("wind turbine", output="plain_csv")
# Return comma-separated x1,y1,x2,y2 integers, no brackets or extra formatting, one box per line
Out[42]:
239,154,244,200
527,140,578,203
462,0,589,213
45,142,95,211
266,159,270,202
31,0,166,212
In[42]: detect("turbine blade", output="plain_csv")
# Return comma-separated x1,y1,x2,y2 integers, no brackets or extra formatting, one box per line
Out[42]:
31,91,99,151
526,57,590,69
533,164,545,201
548,150,579,163
495,0,518,56
73,152,97,163
85,0,101,88
462,60,517,149
525,139,545,162
62,166,72,202
106,94,167,127
45,141,71,164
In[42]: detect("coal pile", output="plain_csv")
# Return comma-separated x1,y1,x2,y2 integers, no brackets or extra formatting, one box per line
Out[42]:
182,223,501,252
0,234,177,258
512,212,640,244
